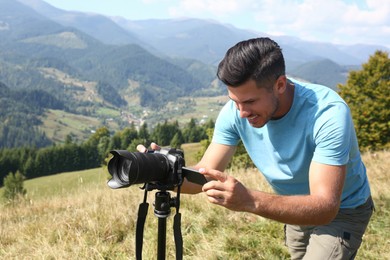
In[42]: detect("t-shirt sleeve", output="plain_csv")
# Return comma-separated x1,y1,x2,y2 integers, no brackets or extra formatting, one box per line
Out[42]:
312,101,352,165
212,101,241,146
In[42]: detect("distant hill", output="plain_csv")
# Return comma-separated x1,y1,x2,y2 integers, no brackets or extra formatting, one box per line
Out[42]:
289,59,354,90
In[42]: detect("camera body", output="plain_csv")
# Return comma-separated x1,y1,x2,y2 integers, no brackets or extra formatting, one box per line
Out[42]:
107,148,186,190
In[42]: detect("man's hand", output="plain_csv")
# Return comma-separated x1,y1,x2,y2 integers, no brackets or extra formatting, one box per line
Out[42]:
136,142,161,153
201,163,346,225
200,168,255,212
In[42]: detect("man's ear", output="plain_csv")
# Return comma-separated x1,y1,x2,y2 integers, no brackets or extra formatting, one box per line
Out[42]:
275,75,287,94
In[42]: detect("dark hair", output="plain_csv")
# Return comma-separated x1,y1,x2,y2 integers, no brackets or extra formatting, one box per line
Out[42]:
217,37,285,89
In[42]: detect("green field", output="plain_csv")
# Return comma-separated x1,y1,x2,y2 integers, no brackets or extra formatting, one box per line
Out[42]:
41,109,103,143
1,147,389,259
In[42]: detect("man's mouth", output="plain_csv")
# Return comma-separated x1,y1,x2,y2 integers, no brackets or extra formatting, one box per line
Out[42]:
247,115,259,124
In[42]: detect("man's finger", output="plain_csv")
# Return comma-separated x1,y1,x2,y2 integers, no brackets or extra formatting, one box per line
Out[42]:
150,142,161,151
136,144,148,153
199,168,227,182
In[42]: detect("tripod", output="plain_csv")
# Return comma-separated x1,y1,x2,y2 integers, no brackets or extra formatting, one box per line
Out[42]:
135,184,183,260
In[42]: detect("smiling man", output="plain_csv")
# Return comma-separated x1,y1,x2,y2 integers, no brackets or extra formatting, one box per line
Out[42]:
142,37,374,259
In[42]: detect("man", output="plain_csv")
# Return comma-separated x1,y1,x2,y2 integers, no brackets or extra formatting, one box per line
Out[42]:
140,37,373,259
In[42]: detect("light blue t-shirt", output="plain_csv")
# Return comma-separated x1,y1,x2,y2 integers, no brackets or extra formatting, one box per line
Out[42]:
212,79,371,208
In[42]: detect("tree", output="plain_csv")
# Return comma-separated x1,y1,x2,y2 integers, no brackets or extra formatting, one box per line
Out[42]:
120,124,138,148
338,51,390,151
2,171,27,202
86,127,110,147
181,118,214,143
109,132,122,150
151,121,180,146
138,123,150,145
170,131,185,148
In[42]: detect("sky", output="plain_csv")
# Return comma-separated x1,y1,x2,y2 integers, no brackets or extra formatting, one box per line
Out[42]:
42,0,390,48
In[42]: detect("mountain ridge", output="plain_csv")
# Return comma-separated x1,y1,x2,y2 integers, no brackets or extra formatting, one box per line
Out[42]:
18,0,388,67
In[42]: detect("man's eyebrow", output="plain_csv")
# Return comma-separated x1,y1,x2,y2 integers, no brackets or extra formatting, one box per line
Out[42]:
228,95,255,103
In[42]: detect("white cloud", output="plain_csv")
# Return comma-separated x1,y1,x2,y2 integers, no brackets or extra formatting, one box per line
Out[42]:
166,0,390,46
253,0,389,45
168,0,256,18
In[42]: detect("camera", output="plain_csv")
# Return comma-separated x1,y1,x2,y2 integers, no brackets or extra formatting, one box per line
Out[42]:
107,147,207,190
106,147,208,259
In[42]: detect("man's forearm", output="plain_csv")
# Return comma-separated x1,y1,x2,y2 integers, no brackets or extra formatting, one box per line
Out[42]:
246,190,340,225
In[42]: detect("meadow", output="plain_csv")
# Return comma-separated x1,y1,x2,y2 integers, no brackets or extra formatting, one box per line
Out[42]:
0,145,389,259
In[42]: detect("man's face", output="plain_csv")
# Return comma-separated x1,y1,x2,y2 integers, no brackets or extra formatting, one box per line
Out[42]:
227,79,281,128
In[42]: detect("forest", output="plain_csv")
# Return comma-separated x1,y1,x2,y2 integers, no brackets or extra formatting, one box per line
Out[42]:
0,119,214,186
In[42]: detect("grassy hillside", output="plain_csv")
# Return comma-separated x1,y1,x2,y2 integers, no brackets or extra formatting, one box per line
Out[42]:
40,109,103,143
1,147,389,259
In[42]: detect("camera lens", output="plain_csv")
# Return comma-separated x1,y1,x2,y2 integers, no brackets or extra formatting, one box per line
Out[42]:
107,151,171,189
118,157,132,182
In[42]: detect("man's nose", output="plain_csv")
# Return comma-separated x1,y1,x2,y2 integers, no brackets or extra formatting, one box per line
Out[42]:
237,104,250,118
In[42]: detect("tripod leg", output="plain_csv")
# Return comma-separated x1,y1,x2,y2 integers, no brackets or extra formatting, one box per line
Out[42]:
157,217,167,260
173,213,183,260
136,202,149,260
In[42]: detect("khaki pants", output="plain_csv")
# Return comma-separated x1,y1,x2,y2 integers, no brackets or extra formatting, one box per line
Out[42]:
285,197,374,260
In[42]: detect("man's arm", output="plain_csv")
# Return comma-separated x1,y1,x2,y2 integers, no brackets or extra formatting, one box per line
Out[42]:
201,161,346,225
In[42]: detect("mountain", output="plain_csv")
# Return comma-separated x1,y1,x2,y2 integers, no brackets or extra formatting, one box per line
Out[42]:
0,0,63,43
71,43,210,106
17,0,389,84
1,0,387,148
113,18,262,65
17,0,145,46
1,0,217,103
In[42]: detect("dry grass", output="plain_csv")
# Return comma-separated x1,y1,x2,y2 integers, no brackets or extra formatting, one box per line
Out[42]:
0,150,389,259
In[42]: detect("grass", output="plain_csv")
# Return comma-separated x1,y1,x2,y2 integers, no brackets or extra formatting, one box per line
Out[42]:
95,107,121,118
0,149,389,259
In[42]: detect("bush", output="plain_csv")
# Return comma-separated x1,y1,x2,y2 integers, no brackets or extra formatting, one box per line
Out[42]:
2,171,26,202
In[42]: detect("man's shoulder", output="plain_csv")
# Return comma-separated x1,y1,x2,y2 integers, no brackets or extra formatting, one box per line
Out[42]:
292,79,346,110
